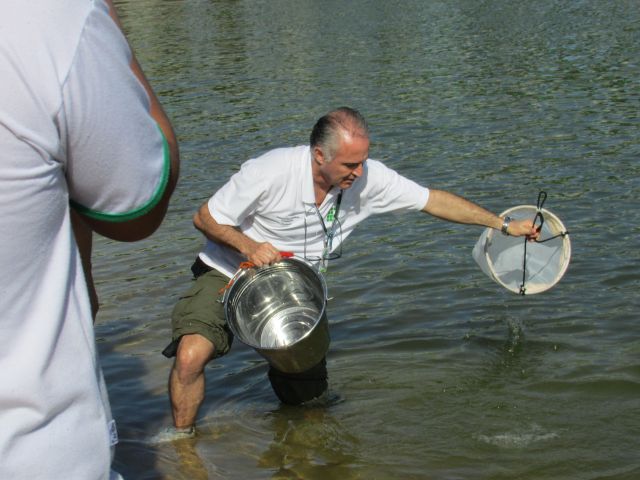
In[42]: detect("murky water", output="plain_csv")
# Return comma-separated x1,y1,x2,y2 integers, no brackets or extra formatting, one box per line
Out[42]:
99,1,640,478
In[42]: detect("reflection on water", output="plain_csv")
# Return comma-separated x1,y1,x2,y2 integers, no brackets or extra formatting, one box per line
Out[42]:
258,405,361,479
131,399,360,480
97,0,640,478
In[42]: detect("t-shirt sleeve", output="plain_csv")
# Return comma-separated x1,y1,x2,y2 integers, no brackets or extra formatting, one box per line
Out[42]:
364,160,430,214
61,1,170,222
208,158,269,226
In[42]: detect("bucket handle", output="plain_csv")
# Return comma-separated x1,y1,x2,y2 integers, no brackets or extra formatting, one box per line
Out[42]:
218,251,295,295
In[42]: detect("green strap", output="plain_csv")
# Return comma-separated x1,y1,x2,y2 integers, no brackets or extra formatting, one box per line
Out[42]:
70,125,171,222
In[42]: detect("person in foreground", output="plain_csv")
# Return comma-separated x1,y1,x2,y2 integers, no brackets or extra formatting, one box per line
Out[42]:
158,106,537,441
0,0,180,478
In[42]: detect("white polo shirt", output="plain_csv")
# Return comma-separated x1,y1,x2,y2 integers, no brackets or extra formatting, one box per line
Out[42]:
0,1,169,478
200,146,429,277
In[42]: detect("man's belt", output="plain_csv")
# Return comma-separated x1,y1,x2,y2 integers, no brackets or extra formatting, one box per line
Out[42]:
191,256,213,279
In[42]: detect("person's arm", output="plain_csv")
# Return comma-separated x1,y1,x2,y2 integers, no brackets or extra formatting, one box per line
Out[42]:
71,210,99,320
422,189,538,238
193,202,284,267
75,0,180,242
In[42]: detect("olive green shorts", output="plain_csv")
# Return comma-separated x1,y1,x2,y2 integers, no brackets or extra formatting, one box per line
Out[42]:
163,259,328,405
168,268,233,359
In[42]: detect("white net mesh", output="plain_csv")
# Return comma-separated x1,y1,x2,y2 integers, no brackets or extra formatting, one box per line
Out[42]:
473,205,571,295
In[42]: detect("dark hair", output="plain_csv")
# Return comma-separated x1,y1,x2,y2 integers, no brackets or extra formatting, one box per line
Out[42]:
309,107,369,161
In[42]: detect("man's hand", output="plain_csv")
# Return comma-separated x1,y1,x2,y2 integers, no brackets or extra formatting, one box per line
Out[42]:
507,218,541,241
245,242,284,267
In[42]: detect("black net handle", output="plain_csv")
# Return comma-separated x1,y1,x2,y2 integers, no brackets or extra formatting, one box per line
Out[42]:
519,191,569,295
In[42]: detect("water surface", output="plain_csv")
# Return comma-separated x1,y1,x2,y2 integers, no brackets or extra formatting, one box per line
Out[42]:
99,1,640,478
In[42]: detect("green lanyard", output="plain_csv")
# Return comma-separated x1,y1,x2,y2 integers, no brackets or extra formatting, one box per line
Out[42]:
314,190,343,272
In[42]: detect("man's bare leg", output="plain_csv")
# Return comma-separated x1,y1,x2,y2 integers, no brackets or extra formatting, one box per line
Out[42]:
169,334,215,429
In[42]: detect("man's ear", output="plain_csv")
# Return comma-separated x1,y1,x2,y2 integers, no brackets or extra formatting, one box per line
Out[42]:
313,146,325,165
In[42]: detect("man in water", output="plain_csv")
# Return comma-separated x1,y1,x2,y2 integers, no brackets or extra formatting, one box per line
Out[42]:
160,107,536,440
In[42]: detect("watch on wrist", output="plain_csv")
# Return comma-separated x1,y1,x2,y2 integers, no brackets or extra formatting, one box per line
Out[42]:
501,216,512,236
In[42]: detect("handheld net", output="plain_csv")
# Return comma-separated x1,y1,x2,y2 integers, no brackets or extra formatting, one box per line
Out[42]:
472,192,571,295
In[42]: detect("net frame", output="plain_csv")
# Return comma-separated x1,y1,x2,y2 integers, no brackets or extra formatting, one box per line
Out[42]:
473,205,571,295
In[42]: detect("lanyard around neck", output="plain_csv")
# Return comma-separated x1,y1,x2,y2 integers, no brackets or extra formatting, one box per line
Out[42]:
314,190,343,240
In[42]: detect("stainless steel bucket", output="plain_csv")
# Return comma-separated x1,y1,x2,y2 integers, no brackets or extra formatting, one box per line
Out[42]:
223,256,330,373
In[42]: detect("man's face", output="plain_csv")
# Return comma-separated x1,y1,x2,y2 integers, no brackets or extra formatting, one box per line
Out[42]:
315,133,369,190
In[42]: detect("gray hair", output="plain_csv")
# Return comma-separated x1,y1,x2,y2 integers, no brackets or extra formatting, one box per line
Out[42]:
309,107,369,162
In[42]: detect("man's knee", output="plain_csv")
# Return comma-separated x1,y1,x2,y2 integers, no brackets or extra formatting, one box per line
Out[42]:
173,335,215,381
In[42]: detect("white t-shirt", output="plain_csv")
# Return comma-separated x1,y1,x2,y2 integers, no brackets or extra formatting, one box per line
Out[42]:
200,145,429,277
0,1,169,478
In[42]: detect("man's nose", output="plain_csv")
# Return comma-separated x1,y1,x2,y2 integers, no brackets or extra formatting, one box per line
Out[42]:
353,163,363,177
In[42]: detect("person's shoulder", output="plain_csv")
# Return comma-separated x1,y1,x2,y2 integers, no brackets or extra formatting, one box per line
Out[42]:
251,145,309,163
2,0,94,36
352,158,405,196
1,0,94,63
364,158,399,177
243,145,309,174
365,158,385,169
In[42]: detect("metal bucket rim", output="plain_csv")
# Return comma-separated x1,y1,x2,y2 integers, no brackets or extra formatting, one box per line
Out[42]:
222,256,328,350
